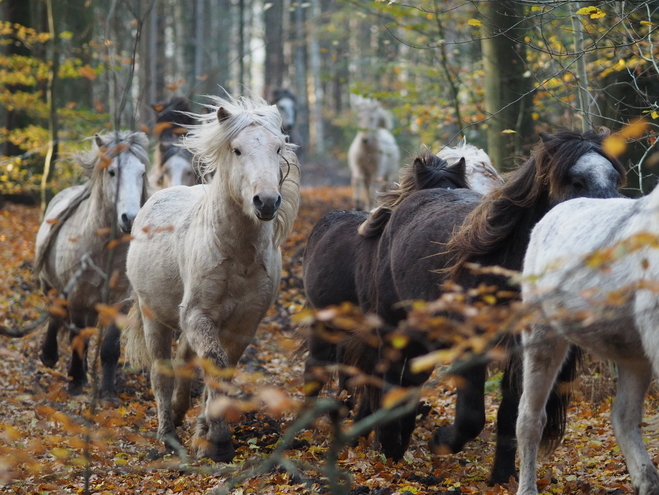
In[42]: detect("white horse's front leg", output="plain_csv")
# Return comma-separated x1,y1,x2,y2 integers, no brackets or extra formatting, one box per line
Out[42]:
181,308,234,462
612,362,659,495
352,174,365,211
517,325,569,495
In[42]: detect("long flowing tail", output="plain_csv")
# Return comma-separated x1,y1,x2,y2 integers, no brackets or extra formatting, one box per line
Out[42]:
122,300,150,370
540,344,582,454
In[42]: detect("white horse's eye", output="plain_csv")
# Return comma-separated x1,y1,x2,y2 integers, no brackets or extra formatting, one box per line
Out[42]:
108,169,116,177
277,147,281,154
233,148,242,156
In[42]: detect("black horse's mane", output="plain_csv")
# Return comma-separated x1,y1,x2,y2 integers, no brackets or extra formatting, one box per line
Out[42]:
359,150,468,238
152,97,195,141
447,128,626,280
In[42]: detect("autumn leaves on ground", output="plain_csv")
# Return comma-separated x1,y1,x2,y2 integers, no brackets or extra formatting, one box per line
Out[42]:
0,187,657,495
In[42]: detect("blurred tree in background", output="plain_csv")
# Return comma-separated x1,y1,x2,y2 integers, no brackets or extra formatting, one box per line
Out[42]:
1,0,658,199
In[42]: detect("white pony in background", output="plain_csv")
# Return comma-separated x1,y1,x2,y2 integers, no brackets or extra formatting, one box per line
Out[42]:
518,181,659,494
436,139,503,194
124,95,300,461
348,96,400,210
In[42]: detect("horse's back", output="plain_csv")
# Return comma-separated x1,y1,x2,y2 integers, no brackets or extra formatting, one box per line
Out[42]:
303,210,368,309
522,195,651,360
377,188,482,320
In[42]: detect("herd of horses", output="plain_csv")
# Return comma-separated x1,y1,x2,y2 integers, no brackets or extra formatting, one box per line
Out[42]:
14,91,659,494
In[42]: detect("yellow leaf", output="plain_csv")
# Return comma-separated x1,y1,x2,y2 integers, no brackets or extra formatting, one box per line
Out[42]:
389,333,409,349
602,135,626,157
620,118,648,139
641,21,654,27
78,66,97,81
576,6,605,19
531,6,542,11
382,387,411,409
467,19,482,27
51,447,69,459
501,129,516,134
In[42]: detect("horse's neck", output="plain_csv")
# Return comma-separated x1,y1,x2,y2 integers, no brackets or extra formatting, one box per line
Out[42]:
78,182,115,232
205,181,275,261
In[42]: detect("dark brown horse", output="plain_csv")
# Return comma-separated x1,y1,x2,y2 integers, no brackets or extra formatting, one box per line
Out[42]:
303,151,471,398
304,130,626,484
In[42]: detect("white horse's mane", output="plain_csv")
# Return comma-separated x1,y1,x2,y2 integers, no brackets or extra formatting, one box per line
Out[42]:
183,95,300,247
437,138,495,172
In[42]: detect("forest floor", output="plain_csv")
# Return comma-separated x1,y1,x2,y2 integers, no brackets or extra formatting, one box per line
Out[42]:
1,184,658,495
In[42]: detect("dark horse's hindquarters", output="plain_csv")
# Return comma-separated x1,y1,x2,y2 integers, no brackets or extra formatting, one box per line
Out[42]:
303,131,625,484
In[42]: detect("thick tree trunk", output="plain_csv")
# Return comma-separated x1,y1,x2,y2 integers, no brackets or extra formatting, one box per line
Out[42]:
480,1,533,171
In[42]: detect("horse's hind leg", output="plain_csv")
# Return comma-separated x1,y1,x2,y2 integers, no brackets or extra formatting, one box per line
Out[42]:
612,361,659,495
67,319,91,395
99,323,121,399
516,328,569,495
40,317,61,368
429,362,487,456
489,355,521,484
172,333,195,427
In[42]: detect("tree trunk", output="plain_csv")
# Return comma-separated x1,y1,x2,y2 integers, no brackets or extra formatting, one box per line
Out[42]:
2,0,36,157
308,0,324,154
293,1,309,154
264,0,285,100
41,0,60,214
480,1,533,171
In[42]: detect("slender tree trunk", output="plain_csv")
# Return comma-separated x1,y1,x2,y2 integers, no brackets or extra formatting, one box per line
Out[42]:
41,0,59,214
264,0,285,99
239,0,246,90
309,0,324,153
480,1,533,171
293,1,309,153
571,2,591,131
3,0,35,157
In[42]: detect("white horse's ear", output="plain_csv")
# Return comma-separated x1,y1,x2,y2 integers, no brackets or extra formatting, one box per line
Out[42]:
94,133,104,148
217,107,232,123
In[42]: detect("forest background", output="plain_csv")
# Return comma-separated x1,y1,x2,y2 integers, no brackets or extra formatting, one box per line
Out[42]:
2,0,659,200
2,1,659,494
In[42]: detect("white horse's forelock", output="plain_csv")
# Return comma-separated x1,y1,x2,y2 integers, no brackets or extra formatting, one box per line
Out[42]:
183,95,291,179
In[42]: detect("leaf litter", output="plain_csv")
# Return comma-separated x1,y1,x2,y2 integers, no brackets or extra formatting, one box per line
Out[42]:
0,188,658,494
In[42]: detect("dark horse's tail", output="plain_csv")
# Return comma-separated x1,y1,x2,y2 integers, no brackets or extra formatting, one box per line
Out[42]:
539,344,582,454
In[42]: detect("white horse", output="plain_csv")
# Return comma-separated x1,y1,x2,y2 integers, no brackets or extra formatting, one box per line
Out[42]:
518,183,659,494
124,95,301,461
34,131,150,396
348,97,400,210
149,142,197,188
437,139,504,194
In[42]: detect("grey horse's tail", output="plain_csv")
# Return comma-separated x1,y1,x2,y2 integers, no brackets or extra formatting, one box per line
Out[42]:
540,344,582,455
122,300,150,370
